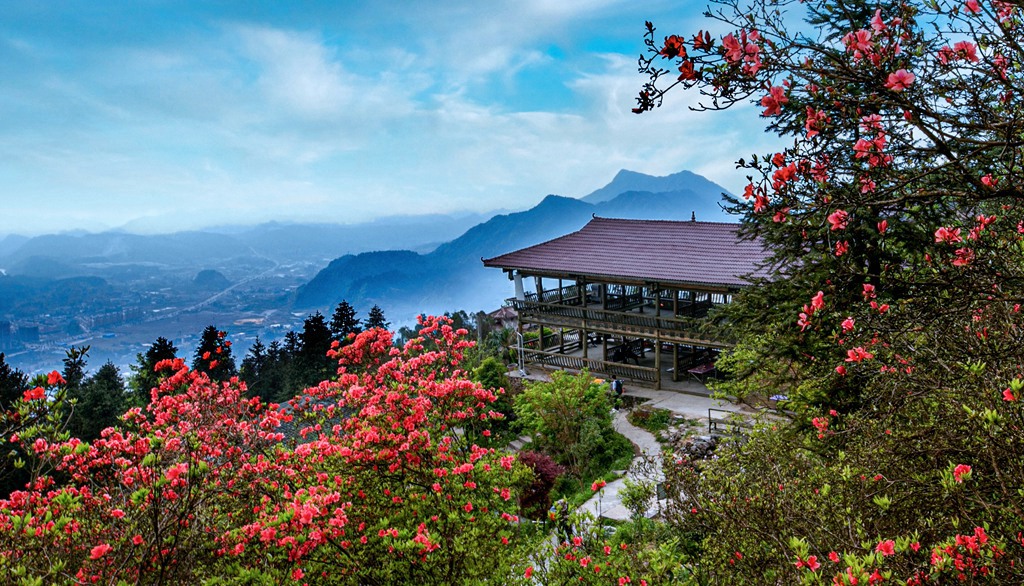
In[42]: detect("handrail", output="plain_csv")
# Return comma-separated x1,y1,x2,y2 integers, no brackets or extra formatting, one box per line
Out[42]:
510,298,728,341
522,348,658,382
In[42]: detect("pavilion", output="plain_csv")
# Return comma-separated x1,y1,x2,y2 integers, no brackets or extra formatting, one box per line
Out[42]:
482,216,771,390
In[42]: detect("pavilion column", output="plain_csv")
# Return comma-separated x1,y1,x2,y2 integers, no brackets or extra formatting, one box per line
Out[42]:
655,340,662,389
580,278,588,359
673,343,679,382
653,285,661,389
535,276,544,301
672,288,680,382
513,272,525,301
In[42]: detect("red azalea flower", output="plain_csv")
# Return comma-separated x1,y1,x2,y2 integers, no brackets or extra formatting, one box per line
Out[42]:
90,543,112,560
876,539,896,556
953,464,971,483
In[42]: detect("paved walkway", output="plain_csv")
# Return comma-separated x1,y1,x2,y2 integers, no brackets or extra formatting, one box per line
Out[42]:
579,389,752,521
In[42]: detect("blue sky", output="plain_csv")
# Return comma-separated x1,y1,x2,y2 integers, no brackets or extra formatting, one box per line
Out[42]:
0,0,780,236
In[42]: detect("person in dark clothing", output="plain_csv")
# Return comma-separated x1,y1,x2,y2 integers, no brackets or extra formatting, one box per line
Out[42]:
610,375,623,409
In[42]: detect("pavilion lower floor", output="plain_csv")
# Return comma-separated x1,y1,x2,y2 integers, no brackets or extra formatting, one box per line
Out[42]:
516,329,722,394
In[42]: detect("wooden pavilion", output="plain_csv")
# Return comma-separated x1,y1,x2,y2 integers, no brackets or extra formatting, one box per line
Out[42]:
482,216,771,390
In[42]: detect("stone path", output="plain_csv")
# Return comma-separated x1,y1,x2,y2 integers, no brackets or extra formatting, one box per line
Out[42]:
578,390,753,521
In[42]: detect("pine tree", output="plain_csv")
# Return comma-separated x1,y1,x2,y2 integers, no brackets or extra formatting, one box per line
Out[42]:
240,336,268,399
191,326,237,380
330,300,361,341
0,353,28,410
298,312,334,387
61,345,90,395
70,361,126,442
129,336,178,404
365,305,389,330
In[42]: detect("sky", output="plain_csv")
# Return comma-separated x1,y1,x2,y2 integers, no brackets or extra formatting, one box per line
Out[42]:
0,0,781,236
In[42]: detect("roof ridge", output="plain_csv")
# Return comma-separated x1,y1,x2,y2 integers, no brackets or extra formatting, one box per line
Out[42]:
591,215,740,226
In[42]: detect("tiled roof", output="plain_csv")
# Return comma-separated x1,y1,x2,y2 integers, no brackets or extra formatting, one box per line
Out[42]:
482,217,770,289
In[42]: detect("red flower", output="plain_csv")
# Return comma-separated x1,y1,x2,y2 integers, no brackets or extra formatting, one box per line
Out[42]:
885,69,915,92
845,347,874,363
953,464,971,483
934,226,962,244
1003,388,1017,402
591,479,607,491
47,370,65,386
876,539,896,556
952,247,975,267
659,35,686,59
90,543,112,560
22,386,46,401
806,555,821,571
828,551,840,563
827,210,849,231
760,86,788,116
811,291,825,312
677,60,696,81
525,566,534,578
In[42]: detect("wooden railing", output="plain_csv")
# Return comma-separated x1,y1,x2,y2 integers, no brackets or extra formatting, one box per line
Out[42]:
523,284,584,305
522,348,658,382
509,299,734,347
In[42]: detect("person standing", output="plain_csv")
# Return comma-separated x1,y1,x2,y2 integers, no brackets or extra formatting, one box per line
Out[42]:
610,375,623,409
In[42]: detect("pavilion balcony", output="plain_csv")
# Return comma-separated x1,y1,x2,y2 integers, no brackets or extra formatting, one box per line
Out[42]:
508,297,734,349
521,348,659,383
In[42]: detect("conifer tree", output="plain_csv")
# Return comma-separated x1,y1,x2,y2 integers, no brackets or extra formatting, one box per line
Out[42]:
329,300,361,340
297,312,334,388
129,336,177,405
70,361,126,442
365,304,389,330
191,326,236,380
0,353,27,410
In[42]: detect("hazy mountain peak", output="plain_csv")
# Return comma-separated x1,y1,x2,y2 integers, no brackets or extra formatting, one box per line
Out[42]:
581,169,730,205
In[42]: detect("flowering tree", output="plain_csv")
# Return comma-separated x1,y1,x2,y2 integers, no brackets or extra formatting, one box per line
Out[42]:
0,316,534,584
637,0,1024,582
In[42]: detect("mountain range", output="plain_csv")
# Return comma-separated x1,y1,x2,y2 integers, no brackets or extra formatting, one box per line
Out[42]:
294,169,734,316
0,168,733,324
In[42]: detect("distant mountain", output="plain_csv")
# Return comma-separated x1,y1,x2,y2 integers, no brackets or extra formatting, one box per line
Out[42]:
2,231,252,271
581,169,730,213
0,212,502,279
0,234,29,258
193,269,232,290
294,169,736,317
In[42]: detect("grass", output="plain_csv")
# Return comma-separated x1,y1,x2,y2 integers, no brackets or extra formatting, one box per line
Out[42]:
627,407,674,433
553,430,636,508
